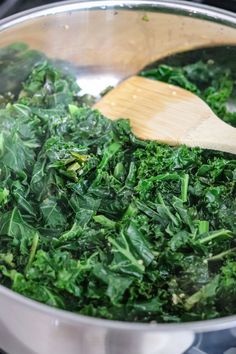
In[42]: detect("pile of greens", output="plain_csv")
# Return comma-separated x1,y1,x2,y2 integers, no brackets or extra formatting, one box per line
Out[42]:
0,44,235,323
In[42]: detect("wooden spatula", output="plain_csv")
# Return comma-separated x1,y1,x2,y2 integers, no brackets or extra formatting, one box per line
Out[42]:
94,76,236,155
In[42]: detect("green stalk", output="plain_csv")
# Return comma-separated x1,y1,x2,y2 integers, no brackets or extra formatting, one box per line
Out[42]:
93,215,116,228
198,220,209,235
199,229,232,244
207,247,236,261
181,174,189,203
25,232,39,273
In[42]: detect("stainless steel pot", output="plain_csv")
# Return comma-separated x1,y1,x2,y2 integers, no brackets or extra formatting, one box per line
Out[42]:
1,1,236,353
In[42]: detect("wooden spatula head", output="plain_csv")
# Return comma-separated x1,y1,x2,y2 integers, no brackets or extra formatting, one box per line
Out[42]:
94,76,236,155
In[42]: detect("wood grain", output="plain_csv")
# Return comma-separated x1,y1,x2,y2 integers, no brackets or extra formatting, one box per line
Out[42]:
94,76,236,154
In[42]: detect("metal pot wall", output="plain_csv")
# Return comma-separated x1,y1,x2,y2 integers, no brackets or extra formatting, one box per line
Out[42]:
0,1,236,353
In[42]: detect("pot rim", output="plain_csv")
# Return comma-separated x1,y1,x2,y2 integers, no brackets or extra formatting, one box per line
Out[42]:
1,0,236,30
0,0,236,332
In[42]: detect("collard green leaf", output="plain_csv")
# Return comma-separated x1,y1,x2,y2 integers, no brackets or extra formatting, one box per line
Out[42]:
40,197,67,229
125,221,154,266
109,231,145,278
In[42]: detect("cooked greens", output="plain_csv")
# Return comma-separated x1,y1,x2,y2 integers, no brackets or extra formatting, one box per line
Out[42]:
0,44,236,323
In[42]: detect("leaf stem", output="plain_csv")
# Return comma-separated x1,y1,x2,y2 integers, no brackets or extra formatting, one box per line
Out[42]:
207,247,236,261
25,232,39,273
181,174,189,203
198,220,209,235
199,229,232,244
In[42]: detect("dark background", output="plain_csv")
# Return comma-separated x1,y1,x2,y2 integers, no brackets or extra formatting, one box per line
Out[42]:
0,0,236,18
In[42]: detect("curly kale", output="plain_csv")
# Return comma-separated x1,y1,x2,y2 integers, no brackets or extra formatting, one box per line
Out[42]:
0,44,235,323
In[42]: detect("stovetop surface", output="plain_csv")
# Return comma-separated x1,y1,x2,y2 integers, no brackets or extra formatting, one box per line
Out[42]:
0,0,236,353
